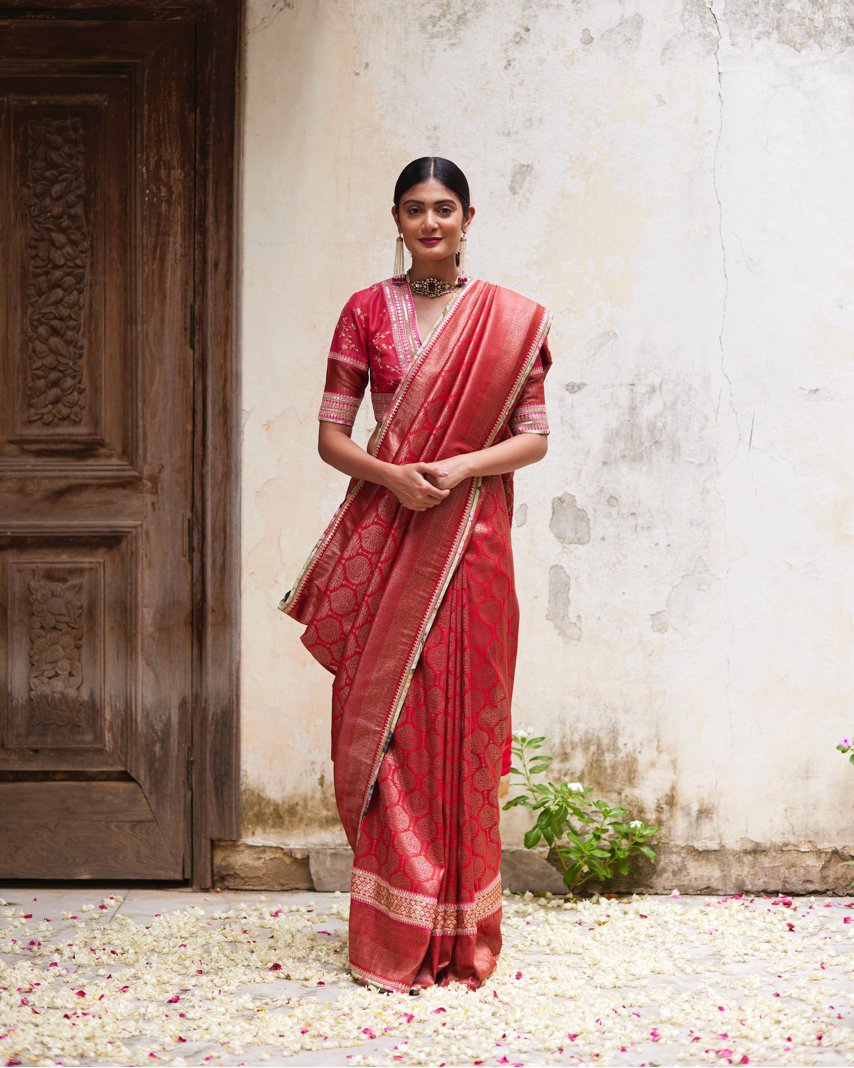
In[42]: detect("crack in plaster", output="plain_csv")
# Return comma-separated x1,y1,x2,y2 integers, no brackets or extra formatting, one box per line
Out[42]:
706,0,737,792
706,0,740,448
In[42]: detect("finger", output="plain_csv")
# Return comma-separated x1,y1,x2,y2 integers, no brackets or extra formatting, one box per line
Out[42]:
416,461,449,479
415,471,448,491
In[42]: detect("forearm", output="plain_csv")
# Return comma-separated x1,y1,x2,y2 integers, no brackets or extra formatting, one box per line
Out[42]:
460,433,548,479
317,422,392,487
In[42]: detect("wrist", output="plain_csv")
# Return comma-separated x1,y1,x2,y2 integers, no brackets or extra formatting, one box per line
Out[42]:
460,452,479,480
376,460,398,490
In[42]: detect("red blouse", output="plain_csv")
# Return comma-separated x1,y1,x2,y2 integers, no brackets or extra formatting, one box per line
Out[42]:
318,279,550,435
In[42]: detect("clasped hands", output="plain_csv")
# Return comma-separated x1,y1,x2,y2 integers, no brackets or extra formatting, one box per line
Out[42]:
384,455,472,512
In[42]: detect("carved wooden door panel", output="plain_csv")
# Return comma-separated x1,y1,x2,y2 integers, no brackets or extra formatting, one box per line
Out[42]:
0,22,195,878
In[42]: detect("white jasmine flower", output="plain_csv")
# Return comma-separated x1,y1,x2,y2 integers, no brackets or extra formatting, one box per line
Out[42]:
629,819,643,828
568,781,584,792
0,889,849,1065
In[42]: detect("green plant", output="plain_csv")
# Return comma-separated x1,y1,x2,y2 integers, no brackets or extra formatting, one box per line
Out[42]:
502,730,659,894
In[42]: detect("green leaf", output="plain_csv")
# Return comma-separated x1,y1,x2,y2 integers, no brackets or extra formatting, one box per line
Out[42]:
564,863,584,888
528,762,553,775
523,827,542,849
595,855,614,876
638,845,657,861
502,795,531,810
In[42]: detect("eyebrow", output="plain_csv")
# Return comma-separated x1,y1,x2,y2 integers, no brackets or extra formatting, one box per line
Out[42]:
401,198,457,206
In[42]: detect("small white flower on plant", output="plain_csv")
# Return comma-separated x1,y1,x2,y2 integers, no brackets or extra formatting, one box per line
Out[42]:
568,782,584,793
629,819,643,828
516,728,529,739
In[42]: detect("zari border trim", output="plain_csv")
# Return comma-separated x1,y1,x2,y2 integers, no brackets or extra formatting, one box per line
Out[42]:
484,307,552,449
349,963,411,994
277,477,364,615
358,473,483,822
358,299,552,823
351,867,503,936
371,280,479,458
278,282,480,618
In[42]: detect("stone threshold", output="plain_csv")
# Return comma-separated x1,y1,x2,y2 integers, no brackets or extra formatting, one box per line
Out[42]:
213,841,854,895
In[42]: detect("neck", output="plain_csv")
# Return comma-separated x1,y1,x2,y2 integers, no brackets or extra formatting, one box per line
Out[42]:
408,254,458,284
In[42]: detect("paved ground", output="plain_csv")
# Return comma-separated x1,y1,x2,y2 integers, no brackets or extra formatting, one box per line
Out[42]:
0,886,851,1067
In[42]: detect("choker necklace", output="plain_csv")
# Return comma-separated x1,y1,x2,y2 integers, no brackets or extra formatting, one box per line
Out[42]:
400,272,468,299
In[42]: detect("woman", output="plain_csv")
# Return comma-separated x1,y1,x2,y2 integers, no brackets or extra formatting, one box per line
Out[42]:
279,157,551,994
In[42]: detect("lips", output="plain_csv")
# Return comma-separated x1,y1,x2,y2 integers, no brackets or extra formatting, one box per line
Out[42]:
419,238,442,246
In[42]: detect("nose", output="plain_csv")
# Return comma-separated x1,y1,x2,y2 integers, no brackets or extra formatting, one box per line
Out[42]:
421,211,441,232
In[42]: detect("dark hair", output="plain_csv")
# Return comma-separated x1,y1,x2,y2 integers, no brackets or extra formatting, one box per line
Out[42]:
393,157,471,215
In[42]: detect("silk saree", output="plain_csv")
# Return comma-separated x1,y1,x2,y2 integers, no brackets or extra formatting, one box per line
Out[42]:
280,277,551,993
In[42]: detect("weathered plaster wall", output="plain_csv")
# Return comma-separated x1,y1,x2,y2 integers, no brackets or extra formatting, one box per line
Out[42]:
237,0,854,888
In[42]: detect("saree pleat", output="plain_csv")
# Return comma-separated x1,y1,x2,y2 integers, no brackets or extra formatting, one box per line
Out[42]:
349,476,517,992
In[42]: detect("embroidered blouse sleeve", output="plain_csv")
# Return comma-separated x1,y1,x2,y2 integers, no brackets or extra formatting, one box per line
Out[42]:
317,295,370,427
509,335,551,435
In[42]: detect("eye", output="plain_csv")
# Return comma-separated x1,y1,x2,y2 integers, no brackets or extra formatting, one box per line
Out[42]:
406,206,421,215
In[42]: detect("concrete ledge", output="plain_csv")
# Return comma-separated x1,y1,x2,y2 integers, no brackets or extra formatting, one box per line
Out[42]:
213,843,313,890
212,842,854,895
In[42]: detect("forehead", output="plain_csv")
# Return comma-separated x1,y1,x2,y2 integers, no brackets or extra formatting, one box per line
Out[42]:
399,176,461,205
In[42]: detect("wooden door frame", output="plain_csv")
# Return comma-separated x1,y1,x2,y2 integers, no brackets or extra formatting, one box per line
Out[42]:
0,0,242,888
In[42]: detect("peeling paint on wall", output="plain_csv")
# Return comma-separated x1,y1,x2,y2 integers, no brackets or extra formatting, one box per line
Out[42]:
650,562,717,635
726,0,854,52
547,564,582,641
597,12,644,57
660,0,719,63
509,163,535,196
550,492,591,546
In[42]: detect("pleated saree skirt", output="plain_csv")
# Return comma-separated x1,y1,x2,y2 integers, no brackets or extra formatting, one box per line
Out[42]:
346,476,519,993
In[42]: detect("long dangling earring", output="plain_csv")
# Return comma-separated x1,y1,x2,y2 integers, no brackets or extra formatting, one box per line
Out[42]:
457,230,469,278
393,232,405,280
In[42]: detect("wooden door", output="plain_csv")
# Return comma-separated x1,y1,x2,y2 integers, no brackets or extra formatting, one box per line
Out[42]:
0,21,195,878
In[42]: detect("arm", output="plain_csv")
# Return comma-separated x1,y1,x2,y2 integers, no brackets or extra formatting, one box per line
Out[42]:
318,421,450,511
420,432,548,493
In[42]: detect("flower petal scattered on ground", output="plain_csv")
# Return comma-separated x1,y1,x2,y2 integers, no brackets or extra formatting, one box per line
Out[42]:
0,890,851,1066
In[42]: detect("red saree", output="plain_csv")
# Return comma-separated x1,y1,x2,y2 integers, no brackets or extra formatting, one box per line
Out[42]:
280,278,551,993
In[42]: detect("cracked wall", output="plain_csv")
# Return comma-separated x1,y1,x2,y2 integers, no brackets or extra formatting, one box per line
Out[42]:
239,0,854,872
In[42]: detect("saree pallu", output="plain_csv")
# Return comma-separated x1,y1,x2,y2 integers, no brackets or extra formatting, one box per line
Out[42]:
280,280,551,992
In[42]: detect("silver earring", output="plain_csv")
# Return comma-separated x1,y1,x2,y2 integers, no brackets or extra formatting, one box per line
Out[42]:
458,231,468,277
394,233,405,279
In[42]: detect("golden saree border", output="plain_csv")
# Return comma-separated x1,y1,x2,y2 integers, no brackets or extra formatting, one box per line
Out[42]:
372,280,478,457
350,867,503,936
357,473,484,823
280,281,552,849
277,476,364,616
349,963,412,994
278,282,478,620
357,302,552,824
